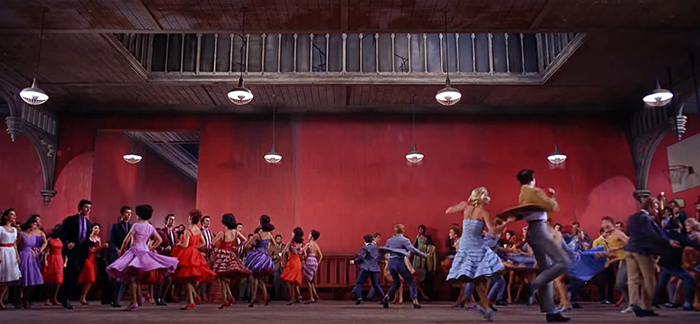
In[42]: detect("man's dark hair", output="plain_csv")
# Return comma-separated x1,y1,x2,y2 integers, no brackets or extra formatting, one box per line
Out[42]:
516,169,534,185
275,234,282,239
120,206,132,215
201,215,211,225
363,234,373,243
78,199,92,211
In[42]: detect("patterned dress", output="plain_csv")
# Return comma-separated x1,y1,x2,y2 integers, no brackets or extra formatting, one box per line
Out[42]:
303,245,319,281
210,238,252,278
447,219,504,282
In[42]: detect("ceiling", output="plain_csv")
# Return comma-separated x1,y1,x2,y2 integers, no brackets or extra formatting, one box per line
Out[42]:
1,0,700,114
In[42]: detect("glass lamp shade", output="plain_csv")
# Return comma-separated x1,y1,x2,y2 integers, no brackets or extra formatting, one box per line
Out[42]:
406,149,424,164
264,150,282,164
547,152,567,165
643,88,673,107
20,79,49,106
227,77,254,105
123,153,143,164
435,78,461,106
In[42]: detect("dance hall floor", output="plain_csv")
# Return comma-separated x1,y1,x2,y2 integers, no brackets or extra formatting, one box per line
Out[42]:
3,301,697,323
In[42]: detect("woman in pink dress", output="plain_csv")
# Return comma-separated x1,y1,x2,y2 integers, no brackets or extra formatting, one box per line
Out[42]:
106,205,179,311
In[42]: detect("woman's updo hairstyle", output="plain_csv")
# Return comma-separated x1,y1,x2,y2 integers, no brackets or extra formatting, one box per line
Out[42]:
259,214,275,232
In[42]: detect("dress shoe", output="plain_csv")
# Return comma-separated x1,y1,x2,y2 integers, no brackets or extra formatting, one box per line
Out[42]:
111,302,121,308
355,299,362,305
524,283,535,306
155,299,167,306
546,313,570,322
62,302,73,310
682,305,699,311
495,300,508,306
382,296,389,309
600,300,611,305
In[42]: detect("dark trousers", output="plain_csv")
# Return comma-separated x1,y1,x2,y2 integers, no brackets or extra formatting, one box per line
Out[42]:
567,277,583,303
354,270,384,300
386,258,417,300
156,276,172,302
653,267,695,306
59,255,86,304
596,266,615,301
273,267,287,300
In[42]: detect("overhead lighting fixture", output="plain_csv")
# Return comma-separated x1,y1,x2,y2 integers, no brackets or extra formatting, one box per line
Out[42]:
123,135,142,164
228,76,254,105
123,153,143,164
227,7,253,105
406,111,424,164
265,106,282,164
436,11,461,106
643,80,673,107
547,143,567,165
20,8,49,106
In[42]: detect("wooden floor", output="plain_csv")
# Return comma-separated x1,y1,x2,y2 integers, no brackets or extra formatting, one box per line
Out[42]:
2,301,697,323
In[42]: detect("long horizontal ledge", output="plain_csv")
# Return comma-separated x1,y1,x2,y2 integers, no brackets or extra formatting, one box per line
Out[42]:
148,72,544,85
0,27,697,34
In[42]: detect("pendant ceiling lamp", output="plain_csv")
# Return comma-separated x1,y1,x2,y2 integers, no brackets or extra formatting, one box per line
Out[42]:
406,111,424,164
547,143,567,165
643,79,673,107
123,136,143,164
20,8,49,106
264,106,282,164
641,7,672,108
435,11,461,106
227,7,253,105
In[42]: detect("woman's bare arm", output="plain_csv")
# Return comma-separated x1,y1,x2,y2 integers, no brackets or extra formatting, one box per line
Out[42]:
446,201,468,214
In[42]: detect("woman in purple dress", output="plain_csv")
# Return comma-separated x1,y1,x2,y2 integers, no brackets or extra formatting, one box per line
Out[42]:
106,205,178,311
16,215,46,308
244,214,275,307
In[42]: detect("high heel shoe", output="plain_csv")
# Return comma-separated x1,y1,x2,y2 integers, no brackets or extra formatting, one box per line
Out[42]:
248,302,254,308
218,301,231,309
264,297,271,306
124,303,138,311
229,297,236,305
79,300,89,305
181,303,196,310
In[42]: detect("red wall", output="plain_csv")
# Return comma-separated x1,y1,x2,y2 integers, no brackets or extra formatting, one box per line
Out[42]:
0,127,196,236
647,115,700,216
4,113,697,254
195,115,641,253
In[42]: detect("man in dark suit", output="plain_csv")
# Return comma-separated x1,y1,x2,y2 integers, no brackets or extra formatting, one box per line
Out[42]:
352,234,385,304
669,200,688,235
105,206,132,307
58,199,93,309
154,214,176,305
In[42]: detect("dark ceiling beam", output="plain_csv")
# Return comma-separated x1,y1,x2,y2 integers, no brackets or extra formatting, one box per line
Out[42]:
340,0,348,32
137,0,164,30
3,26,700,34
529,0,558,30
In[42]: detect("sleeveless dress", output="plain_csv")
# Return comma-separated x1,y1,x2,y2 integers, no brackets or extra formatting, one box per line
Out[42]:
17,232,43,287
172,229,216,282
244,239,274,277
78,237,100,284
0,227,20,283
303,245,319,281
210,236,252,278
42,238,64,284
106,223,179,281
447,219,504,282
281,242,303,285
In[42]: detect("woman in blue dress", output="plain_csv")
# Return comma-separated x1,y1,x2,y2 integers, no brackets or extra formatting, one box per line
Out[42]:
446,187,509,322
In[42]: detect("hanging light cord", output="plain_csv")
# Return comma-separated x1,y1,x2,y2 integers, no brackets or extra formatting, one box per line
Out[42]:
238,8,248,76
272,106,276,148
412,110,416,148
444,10,450,80
34,8,47,79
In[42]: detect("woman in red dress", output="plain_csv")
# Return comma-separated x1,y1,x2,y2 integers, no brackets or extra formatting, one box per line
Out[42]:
280,227,304,305
78,223,107,305
42,224,66,306
172,209,216,310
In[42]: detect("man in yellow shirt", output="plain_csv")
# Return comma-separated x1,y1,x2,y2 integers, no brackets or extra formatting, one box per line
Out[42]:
592,228,615,304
